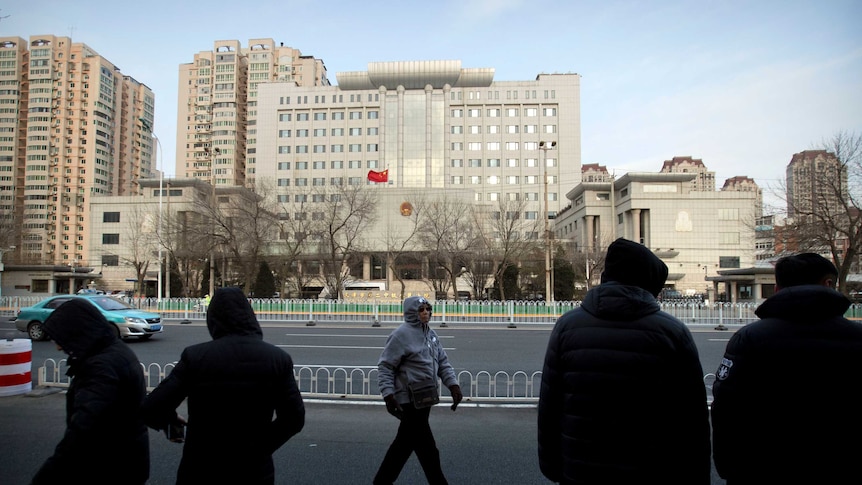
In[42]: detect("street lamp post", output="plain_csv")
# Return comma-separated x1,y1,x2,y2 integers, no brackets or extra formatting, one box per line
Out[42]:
539,141,557,303
141,118,164,302
206,147,221,296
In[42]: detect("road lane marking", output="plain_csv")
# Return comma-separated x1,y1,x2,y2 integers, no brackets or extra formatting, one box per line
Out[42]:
277,344,456,350
282,333,454,339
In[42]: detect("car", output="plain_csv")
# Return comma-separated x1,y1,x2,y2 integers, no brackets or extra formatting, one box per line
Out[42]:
15,295,163,341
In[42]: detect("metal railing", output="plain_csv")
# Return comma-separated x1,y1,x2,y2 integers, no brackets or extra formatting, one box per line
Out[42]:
9,296,858,328
36,358,720,406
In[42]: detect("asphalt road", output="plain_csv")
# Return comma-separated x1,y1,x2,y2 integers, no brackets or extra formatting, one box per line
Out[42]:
0,316,730,484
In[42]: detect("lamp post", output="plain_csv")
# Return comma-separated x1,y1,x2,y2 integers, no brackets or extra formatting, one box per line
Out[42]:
206,147,221,296
539,141,557,303
141,118,164,302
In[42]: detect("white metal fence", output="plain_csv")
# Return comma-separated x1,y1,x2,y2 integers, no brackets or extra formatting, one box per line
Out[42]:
37,358,718,405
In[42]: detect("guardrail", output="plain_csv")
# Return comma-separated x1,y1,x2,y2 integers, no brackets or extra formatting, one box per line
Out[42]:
37,358,717,405
11,296,858,328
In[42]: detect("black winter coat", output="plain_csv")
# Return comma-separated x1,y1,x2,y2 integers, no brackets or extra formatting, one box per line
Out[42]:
142,287,304,485
32,298,149,485
711,285,862,485
538,282,711,485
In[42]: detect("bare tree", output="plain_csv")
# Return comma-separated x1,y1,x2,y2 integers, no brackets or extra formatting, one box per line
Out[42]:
780,130,862,293
274,185,320,298
475,198,543,301
379,196,424,299
418,195,478,299
121,206,158,297
316,183,378,300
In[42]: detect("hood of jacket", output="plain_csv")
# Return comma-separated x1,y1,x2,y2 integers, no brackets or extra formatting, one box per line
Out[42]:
206,287,263,339
581,282,662,321
755,285,851,320
402,295,432,326
42,298,118,360
600,238,668,297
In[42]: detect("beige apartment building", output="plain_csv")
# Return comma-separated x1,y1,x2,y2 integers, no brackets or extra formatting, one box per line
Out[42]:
176,39,329,187
555,170,758,299
0,35,154,271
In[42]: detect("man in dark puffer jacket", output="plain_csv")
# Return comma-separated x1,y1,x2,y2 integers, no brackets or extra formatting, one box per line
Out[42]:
32,298,150,484
711,253,862,485
142,287,304,485
538,238,710,485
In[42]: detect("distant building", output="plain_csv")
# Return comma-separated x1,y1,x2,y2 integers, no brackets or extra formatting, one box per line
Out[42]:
555,171,757,299
176,39,330,187
785,149,847,219
0,35,155,267
660,156,716,191
722,175,763,219
582,163,612,182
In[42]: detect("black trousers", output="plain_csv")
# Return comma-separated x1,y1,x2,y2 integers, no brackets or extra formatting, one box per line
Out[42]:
373,403,448,485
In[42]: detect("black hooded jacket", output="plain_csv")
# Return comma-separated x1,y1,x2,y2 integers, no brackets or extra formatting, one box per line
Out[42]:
32,298,149,485
538,240,710,485
142,287,304,485
711,285,862,485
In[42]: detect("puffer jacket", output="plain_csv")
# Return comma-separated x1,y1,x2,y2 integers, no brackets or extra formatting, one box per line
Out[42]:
378,296,458,405
33,298,149,485
538,282,710,485
711,285,862,485
142,287,304,485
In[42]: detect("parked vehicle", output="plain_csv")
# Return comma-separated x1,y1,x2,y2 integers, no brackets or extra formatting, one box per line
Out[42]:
15,295,163,341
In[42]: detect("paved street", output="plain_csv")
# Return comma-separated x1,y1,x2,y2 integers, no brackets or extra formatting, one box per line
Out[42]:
0,316,729,484
0,391,727,485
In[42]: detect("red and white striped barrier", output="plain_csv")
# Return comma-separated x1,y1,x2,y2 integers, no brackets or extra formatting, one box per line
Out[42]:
0,339,32,397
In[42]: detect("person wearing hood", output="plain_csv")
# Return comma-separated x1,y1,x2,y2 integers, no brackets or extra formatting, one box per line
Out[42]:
31,298,149,485
538,238,711,485
374,296,462,485
141,287,304,485
711,253,862,485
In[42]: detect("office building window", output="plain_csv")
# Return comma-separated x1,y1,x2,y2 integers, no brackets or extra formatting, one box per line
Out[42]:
102,233,119,244
102,212,120,223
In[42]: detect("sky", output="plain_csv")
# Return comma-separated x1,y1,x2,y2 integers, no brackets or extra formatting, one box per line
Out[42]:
4,0,860,207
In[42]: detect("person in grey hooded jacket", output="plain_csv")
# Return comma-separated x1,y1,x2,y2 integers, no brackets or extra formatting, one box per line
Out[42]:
538,238,710,485
32,298,149,485
374,296,463,485
142,287,304,485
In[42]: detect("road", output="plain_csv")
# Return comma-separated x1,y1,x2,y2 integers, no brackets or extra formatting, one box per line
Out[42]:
3,317,732,382
0,317,730,484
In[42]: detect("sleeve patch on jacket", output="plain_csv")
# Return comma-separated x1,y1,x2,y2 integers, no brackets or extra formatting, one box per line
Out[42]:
716,358,733,381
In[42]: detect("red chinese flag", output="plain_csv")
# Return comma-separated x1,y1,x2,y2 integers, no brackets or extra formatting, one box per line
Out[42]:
367,169,388,183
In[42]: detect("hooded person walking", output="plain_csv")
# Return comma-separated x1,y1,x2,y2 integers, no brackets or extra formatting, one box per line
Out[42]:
374,296,462,485
142,287,304,485
32,298,150,485
538,238,711,485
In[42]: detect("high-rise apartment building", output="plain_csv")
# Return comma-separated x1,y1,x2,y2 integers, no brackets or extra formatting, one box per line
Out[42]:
176,39,330,187
0,35,154,267
722,175,762,218
660,156,715,191
255,60,581,233
785,149,847,219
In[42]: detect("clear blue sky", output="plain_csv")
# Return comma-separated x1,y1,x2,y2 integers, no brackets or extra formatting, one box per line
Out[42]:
5,0,860,203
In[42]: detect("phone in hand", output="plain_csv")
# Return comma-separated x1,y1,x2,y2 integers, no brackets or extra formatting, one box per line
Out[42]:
166,421,185,443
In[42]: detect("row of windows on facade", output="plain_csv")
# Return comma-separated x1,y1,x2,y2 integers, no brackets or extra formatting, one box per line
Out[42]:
274,107,558,121
274,158,556,170
275,125,556,138
273,175,560,187
276,141,558,154
99,228,548,251
276,91,559,106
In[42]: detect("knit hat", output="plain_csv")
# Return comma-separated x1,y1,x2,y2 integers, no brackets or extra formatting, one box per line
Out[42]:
600,238,669,297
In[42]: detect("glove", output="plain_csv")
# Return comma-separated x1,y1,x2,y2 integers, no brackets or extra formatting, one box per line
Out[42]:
449,385,463,411
384,394,403,420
